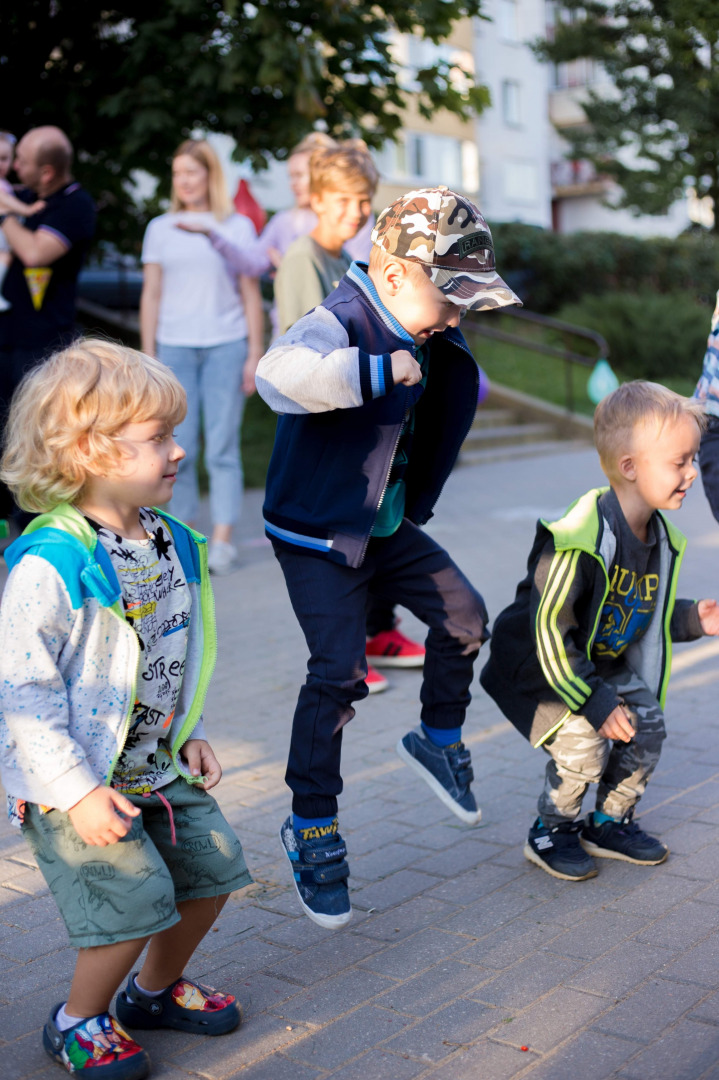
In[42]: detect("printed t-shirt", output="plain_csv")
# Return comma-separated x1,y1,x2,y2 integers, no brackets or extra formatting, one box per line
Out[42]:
0,181,96,354
275,235,351,335
592,488,661,670
94,508,192,795
142,211,255,347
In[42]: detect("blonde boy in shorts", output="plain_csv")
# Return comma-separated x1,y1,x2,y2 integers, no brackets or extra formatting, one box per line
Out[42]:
0,340,251,1078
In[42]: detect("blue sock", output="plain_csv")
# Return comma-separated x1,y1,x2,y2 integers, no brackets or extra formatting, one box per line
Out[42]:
421,722,462,748
293,814,336,838
594,810,615,826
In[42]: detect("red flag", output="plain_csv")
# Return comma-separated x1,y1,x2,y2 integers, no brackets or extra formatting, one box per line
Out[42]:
233,178,267,235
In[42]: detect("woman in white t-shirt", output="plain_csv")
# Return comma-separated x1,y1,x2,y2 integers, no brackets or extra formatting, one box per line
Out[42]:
140,139,263,574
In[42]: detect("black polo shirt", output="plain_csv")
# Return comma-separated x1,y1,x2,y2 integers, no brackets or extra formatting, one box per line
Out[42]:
0,180,96,357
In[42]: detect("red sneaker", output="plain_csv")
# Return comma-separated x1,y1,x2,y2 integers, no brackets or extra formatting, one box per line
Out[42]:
366,627,425,668
365,664,389,693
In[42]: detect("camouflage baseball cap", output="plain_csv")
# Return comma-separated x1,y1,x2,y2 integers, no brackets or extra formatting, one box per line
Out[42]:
371,186,521,310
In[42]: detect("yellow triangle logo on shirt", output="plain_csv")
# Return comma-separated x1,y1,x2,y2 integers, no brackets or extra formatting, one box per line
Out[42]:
24,267,53,311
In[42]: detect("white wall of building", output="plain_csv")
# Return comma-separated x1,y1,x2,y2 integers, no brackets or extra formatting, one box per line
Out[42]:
556,191,690,236
473,0,553,227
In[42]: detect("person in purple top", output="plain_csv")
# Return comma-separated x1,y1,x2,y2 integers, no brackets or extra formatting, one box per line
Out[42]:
177,132,373,339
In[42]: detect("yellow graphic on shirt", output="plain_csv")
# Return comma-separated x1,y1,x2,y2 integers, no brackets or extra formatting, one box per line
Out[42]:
24,267,53,310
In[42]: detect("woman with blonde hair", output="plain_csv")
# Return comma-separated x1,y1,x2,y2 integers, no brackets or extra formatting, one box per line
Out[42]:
140,138,263,574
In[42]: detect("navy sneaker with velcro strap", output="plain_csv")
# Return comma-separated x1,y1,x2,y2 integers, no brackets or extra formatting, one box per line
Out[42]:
279,816,352,929
396,726,481,824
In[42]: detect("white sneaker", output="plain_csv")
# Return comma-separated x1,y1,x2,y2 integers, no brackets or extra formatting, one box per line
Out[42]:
207,539,238,575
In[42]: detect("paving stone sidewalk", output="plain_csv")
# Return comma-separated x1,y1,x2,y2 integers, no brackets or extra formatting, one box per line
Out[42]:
4,447,719,1079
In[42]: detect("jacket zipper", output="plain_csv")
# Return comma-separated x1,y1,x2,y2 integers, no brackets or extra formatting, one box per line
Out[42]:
358,385,409,565
169,535,218,770
104,605,140,787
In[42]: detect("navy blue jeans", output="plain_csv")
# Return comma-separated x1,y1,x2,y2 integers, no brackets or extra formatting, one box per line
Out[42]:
274,519,489,818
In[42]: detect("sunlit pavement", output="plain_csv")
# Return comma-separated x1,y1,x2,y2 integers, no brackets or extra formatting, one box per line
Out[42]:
4,447,719,1078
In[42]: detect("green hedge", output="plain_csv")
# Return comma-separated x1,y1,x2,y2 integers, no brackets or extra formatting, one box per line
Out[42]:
492,223,719,315
555,290,709,383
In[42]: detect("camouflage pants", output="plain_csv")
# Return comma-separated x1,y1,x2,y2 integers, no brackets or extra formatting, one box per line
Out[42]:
537,666,666,827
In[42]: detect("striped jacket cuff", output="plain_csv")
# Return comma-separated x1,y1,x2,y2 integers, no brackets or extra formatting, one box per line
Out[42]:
359,352,394,402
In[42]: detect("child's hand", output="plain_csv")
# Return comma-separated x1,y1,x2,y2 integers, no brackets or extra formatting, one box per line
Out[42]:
391,350,422,387
181,739,222,789
68,786,140,846
698,599,719,636
174,220,211,235
242,354,261,396
598,705,636,742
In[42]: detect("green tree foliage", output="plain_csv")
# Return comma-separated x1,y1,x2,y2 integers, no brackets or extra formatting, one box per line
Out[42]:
557,290,709,381
1,1,489,250
535,2,719,231
491,222,719,313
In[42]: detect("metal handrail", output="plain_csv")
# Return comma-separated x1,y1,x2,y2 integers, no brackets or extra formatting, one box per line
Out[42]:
464,305,609,414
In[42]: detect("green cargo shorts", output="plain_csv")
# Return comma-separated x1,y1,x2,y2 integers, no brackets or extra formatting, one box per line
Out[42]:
22,778,252,948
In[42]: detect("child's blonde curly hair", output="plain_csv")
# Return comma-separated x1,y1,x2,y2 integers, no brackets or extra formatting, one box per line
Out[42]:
1,338,187,513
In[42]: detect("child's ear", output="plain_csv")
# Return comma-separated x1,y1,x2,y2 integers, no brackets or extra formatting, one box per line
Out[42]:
309,191,324,215
382,257,407,296
617,452,637,482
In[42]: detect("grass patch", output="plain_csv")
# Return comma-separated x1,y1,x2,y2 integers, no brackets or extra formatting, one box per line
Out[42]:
241,393,277,488
465,320,698,419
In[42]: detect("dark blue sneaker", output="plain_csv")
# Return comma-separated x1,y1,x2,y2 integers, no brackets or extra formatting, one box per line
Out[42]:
524,817,598,881
581,810,668,865
396,727,481,824
279,816,352,929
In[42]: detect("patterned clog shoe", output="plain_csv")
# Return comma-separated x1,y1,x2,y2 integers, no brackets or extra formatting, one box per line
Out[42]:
115,973,240,1036
43,1006,150,1078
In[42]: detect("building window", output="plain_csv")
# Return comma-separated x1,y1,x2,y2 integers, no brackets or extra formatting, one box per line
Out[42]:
502,79,522,126
498,0,519,42
378,132,467,190
504,160,539,204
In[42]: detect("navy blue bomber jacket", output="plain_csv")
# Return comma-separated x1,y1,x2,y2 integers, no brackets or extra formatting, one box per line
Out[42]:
255,262,480,568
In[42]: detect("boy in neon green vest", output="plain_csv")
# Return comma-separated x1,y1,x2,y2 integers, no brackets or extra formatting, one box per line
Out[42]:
481,381,719,881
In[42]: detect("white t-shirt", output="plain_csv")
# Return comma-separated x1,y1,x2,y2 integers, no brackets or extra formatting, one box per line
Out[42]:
142,210,256,347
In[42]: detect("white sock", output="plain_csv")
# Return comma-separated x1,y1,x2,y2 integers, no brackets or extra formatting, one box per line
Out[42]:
133,974,165,997
55,1003,84,1031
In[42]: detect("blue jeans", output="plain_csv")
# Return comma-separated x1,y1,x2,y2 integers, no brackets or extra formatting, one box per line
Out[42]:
158,338,247,526
274,519,489,818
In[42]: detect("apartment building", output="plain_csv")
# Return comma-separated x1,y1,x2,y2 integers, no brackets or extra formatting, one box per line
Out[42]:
219,1,696,237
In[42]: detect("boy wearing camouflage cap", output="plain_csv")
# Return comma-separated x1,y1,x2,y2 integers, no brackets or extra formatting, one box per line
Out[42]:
255,186,521,929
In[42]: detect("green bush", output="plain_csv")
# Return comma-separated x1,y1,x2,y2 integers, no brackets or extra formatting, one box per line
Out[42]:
554,290,710,382
491,223,719,315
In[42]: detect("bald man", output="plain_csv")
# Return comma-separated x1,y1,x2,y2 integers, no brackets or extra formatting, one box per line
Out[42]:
0,126,96,520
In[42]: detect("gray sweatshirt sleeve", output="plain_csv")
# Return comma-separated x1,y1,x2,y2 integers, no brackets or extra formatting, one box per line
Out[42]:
255,305,395,415
0,555,101,809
